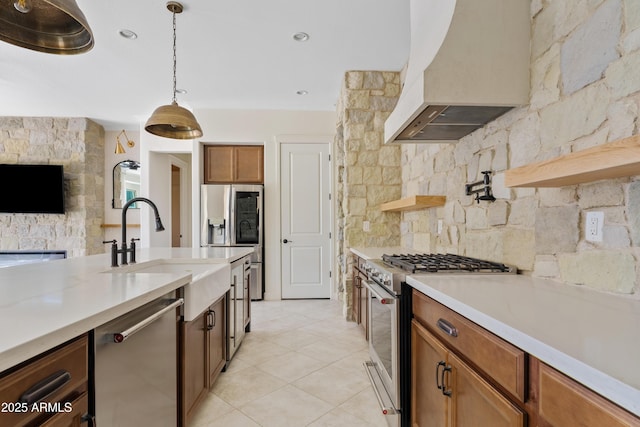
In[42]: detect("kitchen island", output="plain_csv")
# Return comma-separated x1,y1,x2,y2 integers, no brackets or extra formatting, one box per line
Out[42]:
0,246,253,374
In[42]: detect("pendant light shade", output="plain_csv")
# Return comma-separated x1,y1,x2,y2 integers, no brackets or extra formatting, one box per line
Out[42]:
145,102,203,140
145,2,203,140
0,0,93,54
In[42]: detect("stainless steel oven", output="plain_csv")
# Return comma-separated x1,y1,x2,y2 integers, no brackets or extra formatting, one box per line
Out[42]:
364,277,400,426
363,259,407,427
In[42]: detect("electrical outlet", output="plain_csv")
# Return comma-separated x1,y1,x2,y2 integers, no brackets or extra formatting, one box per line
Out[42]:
363,221,370,232
585,211,604,242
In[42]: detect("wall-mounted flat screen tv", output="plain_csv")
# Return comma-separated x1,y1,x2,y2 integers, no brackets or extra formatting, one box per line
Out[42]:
0,164,65,214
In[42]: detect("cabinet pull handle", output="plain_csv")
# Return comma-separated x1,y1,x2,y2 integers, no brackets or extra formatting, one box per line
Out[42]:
441,364,452,397
435,361,446,391
206,310,214,331
82,413,97,426
19,370,71,405
207,309,216,330
437,318,458,337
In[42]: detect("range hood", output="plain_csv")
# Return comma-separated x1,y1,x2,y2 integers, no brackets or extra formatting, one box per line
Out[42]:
385,0,530,144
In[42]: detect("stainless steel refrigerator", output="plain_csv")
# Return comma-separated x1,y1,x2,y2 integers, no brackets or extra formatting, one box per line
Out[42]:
201,184,263,300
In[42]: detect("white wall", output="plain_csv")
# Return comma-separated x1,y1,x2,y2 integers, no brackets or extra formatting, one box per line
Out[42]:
140,109,336,300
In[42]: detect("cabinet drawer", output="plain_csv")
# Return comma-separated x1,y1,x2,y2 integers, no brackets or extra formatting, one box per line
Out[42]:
413,290,526,401
0,335,88,426
39,391,89,427
539,363,640,427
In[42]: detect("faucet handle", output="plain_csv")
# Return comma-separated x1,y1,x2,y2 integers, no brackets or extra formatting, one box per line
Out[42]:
102,240,118,267
130,238,140,264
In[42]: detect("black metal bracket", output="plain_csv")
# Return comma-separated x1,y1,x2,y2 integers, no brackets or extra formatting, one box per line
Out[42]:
465,171,496,203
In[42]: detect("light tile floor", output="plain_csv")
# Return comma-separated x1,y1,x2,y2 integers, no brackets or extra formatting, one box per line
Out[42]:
189,299,388,427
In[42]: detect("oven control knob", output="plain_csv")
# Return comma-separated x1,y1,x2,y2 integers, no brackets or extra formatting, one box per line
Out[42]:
383,278,391,286
371,271,380,279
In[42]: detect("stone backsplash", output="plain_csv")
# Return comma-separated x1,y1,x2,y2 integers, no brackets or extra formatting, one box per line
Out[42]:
401,0,640,295
0,117,105,257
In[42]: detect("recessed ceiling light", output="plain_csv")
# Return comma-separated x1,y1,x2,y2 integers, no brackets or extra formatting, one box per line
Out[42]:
292,32,310,42
296,90,309,96
118,29,138,40
176,89,187,94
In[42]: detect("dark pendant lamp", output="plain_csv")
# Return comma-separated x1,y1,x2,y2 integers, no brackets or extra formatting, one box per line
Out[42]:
0,0,93,54
145,1,203,140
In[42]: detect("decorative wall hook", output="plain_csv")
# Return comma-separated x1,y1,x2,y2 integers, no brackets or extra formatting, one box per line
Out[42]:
465,171,496,203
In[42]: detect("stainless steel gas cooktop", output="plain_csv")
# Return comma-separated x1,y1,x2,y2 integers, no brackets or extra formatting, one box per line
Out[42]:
381,253,515,274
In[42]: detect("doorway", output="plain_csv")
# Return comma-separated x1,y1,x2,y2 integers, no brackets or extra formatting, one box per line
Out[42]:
280,142,331,299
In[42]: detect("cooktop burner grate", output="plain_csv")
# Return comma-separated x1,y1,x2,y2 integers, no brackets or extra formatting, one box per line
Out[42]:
381,253,513,274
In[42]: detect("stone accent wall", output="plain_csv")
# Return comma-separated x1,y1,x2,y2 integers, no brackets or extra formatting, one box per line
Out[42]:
401,0,640,295
335,71,402,315
0,117,105,257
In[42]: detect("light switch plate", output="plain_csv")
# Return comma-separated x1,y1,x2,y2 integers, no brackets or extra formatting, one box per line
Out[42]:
363,221,370,232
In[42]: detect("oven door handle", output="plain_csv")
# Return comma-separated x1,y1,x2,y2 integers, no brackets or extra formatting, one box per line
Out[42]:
363,280,396,304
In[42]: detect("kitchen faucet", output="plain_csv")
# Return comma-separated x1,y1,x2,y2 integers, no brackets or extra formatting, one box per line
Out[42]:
104,197,165,267
465,171,496,203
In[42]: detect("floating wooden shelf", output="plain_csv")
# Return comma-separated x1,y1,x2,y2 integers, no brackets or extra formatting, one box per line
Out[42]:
380,195,446,212
505,135,640,187
101,224,140,228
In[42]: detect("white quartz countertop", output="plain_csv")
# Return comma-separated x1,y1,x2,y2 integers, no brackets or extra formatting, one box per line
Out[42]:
407,274,640,416
0,246,253,373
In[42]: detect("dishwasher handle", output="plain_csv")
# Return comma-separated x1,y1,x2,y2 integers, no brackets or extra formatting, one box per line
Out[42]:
114,298,184,343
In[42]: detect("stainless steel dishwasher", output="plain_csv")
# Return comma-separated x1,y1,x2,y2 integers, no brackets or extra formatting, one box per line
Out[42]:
93,290,183,426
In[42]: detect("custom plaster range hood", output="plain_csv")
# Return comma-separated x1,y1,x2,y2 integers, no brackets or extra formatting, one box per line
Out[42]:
385,0,530,144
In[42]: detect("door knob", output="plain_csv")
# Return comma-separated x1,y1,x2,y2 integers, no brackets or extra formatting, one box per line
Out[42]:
282,239,292,243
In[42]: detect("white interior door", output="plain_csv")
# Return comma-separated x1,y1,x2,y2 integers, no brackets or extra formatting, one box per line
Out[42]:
281,143,331,299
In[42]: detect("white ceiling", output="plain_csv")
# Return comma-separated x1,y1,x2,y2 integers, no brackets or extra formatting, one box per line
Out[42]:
0,0,410,130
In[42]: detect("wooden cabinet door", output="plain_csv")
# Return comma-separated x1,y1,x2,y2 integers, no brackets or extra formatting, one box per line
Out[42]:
411,319,448,427
234,146,264,183
538,362,640,427
243,270,251,329
207,297,226,387
352,265,360,323
449,351,525,427
359,272,368,340
204,145,234,183
181,312,208,425
204,145,264,184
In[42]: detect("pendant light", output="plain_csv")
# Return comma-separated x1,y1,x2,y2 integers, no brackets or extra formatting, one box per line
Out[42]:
145,1,203,140
0,0,93,54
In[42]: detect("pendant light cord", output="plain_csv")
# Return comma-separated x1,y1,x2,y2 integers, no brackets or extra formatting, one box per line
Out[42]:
172,9,177,104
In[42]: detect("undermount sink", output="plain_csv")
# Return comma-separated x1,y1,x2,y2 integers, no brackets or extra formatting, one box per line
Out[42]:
109,260,230,321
